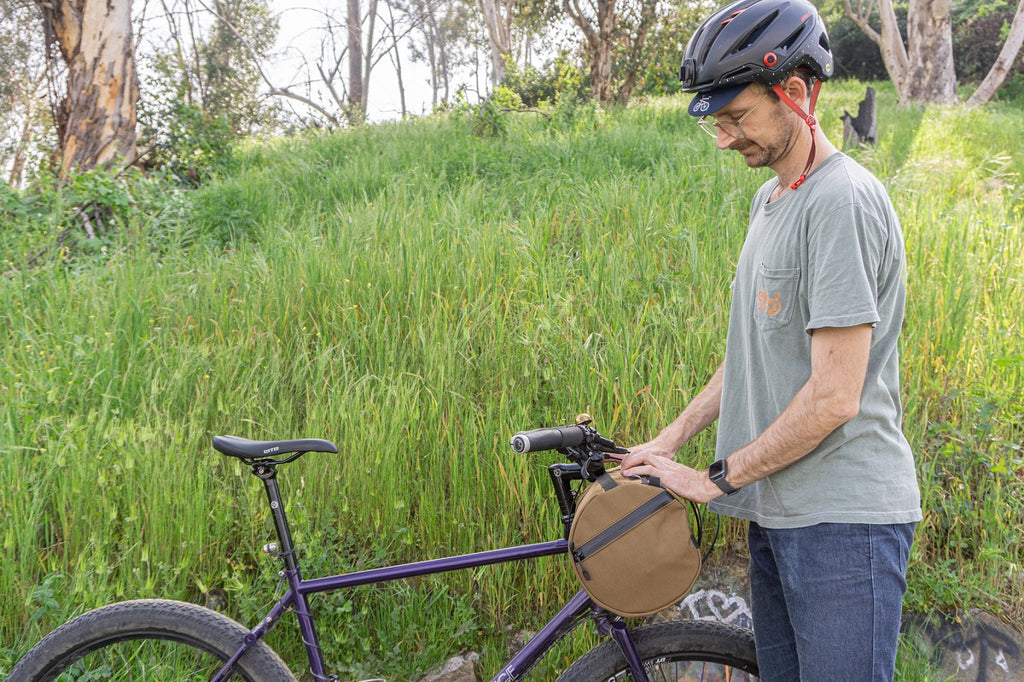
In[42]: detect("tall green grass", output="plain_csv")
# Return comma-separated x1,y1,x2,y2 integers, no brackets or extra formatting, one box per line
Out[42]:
1,82,1021,679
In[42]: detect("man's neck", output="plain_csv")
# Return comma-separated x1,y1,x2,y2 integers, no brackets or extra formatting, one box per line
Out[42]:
772,127,837,197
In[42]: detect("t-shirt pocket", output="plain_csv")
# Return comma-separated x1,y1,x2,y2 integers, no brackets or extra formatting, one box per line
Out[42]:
753,264,800,332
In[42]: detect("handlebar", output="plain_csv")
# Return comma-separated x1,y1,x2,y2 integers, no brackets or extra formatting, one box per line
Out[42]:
512,418,629,535
509,419,627,483
510,425,588,454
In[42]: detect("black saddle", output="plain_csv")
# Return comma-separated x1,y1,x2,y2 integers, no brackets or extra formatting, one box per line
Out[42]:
213,435,338,460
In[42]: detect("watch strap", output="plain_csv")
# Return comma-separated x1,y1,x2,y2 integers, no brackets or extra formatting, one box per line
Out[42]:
709,459,739,495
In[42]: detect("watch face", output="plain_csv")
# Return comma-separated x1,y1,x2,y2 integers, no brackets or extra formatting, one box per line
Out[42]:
709,459,737,494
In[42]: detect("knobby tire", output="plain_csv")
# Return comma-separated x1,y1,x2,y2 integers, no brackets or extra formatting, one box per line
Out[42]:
7,599,296,682
557,619,759,681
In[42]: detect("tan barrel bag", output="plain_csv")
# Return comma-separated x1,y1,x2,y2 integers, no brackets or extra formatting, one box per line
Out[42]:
568,467,702,617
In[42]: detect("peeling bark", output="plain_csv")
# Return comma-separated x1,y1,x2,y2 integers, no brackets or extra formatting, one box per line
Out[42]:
38,0,140,174
903,0,957,104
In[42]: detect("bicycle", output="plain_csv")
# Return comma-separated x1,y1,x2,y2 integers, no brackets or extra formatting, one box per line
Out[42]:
9,419,759,681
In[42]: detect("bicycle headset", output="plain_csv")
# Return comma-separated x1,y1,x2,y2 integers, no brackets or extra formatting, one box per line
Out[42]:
679,0,835,190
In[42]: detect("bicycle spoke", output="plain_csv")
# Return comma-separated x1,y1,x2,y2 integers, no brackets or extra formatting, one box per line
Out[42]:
615,660,758,681
55,638,230,681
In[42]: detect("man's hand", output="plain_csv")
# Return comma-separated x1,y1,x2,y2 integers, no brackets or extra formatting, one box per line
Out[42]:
621,436,678,461
619,450,722,504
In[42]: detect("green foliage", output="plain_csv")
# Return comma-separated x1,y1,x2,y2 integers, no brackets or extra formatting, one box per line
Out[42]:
0,167,194,273
500,53,587,108
0,182,33,225
470,99,509,138
138,96,235,186
199,0,280,137
548,92,605,135
953,3,1024,84
134,0,281,186
1,84,1023,678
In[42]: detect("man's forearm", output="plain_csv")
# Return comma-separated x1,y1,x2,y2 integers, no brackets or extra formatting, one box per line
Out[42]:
726,325,871,488
655,362,724,451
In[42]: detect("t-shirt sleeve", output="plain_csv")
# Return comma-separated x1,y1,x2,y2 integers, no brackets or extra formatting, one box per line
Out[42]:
804,202,886,332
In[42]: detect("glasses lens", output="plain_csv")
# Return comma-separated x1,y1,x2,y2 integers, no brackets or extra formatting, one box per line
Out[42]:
697,118,744,139
697,119,718,137
718,121,743,139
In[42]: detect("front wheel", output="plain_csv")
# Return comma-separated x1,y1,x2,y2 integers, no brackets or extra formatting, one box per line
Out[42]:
8,599,296,682
558,619,759,681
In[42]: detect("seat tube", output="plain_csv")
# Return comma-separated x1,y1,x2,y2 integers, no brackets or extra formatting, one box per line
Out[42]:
254,463,330,679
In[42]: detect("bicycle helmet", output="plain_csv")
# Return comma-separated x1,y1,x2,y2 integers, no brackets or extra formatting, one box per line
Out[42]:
680,0,833,116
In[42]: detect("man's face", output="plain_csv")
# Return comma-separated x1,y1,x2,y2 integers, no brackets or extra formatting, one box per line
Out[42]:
708,86,800,170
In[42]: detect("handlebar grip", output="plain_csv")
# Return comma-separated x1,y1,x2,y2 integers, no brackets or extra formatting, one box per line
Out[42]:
510,426,586,453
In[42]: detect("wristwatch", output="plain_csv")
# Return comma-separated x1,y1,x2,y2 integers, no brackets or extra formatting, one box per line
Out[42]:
708,459,739,495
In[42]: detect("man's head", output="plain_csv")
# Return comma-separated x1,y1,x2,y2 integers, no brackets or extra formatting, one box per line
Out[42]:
680,0,833,117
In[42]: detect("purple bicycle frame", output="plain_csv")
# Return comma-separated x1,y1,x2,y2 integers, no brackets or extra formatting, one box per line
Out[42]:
212,539,650,682
209,454,650,682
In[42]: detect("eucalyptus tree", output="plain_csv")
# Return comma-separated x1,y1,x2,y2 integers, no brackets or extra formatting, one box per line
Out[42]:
561,0,659,104
842,0,1024,104
404,0,478,107
479,0,513,85
35,0,140,174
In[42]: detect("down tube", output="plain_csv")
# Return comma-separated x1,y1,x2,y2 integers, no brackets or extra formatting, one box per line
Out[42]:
490,589,594,682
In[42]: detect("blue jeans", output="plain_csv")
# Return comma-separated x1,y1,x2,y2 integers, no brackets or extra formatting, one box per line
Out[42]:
748,522,915,682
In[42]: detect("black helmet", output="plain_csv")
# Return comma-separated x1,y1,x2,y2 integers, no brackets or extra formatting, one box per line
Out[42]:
680,0,833,115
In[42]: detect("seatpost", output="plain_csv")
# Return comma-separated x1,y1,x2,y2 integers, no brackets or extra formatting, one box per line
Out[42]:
252,462,300,573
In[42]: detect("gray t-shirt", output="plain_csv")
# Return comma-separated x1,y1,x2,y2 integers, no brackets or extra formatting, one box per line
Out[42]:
708,152,922,529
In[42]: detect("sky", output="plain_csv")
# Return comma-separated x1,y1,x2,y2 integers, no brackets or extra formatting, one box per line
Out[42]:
268,0,464,123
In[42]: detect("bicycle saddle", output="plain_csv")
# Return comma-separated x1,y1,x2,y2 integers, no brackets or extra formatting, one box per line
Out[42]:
213,435,338,460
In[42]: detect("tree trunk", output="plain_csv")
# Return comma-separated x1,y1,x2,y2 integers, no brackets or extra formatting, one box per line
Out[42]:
347,0,365,124
843,0,910,99
478,0,511,87
360,0,379,114
38,0,140,175
967,0,1024,105
383,0,407,117
615,0,657,103
903,0,957,104
565,0,616,104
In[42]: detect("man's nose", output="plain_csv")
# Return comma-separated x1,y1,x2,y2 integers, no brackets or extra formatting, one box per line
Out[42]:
716,128,738,150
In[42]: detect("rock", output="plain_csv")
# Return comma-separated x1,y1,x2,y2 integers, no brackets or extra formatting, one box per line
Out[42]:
902,609,1024,682
418,653,480,682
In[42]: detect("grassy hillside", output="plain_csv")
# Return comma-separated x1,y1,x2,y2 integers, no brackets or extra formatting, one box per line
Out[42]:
1,81,1022,679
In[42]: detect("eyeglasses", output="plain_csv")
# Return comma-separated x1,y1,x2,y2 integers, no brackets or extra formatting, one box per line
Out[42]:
697,92,769,140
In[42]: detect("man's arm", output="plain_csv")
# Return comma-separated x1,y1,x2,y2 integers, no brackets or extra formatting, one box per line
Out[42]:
626,362,724,459
622,324,873,502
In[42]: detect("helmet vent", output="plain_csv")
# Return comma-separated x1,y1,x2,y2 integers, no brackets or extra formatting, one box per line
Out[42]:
721,65,755,82
735,12,779,53
778,24,807,51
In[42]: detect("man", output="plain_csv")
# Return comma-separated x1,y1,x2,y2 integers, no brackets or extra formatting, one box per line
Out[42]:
620,0,922,680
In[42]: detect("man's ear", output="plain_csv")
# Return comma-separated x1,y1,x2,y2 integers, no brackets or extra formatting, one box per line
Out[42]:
780,75,809,108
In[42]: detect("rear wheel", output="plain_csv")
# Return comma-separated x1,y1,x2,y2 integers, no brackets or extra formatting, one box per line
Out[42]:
8,599,296,682
558,619,759,681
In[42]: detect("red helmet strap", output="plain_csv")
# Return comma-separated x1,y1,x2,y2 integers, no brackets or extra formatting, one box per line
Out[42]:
772,79,823,189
